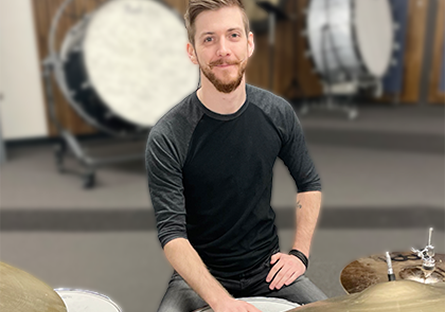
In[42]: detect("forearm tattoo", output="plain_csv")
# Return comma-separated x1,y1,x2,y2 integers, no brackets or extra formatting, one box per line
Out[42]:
296,200,302,209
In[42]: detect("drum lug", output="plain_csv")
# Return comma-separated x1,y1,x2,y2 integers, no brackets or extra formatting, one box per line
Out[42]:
81,81,91,90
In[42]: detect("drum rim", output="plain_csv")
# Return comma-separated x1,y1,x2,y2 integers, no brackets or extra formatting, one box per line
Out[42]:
54,288,123,312
305,0,394,83
194,296,300,311
49,0,192,135
49,0,132,136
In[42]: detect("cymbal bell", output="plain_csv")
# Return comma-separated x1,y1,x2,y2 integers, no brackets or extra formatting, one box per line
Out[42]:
340,252,445,294
288,280,445,312
0,262,66,312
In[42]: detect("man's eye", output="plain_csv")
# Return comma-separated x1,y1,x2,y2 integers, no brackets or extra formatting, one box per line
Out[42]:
231,33,239,38
204,37,213,42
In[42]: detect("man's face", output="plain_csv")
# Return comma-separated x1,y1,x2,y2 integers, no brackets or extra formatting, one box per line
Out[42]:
187,6,254,93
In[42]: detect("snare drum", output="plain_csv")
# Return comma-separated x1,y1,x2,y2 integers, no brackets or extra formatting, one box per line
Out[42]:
55,289,122,312
194,297,300,312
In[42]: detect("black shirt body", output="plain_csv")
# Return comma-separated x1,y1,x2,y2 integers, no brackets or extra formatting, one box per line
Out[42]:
146,84,320,278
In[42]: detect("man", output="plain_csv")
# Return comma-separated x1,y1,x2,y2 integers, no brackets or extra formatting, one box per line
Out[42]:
145,0,327,311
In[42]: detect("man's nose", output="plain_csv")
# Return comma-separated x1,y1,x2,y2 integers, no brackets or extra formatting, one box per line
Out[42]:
216,37,231,57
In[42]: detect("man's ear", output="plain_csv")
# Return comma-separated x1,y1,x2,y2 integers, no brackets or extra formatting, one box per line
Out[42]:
247,31,255,57
187,42,198,64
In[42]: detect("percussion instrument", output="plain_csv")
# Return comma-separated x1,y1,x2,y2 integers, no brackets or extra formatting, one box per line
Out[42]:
0,262,67,312
286,280,445,312
306,0,394,84
55,289,122,312
52,0,199,135
340,251,445,294
194,296,300,312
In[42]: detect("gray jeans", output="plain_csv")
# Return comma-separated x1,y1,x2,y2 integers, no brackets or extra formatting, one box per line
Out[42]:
157,255,328,312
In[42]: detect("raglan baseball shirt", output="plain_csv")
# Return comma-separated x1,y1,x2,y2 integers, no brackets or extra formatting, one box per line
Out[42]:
146,84,321,278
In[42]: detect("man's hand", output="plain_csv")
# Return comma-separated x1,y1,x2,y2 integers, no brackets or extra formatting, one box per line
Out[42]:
211,298,262,312
266,252,306,290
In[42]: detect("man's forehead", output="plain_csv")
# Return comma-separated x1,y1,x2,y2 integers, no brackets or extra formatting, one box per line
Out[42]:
195,6,245,35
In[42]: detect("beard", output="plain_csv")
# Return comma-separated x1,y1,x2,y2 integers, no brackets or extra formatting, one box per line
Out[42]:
199,57,247,94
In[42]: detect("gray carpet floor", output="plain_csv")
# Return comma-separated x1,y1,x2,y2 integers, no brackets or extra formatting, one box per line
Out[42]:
1,105,444,312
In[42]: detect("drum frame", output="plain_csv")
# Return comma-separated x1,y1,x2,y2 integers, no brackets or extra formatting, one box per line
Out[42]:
43,0,190,188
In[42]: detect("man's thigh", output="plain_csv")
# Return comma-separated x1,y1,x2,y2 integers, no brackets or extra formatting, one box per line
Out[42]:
157,272,207,312
263,274,328,305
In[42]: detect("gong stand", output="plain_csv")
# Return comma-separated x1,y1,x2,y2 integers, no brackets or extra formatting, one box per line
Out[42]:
42,56,146,189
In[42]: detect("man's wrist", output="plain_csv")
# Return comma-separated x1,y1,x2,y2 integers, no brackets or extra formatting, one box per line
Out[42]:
288,249,309,269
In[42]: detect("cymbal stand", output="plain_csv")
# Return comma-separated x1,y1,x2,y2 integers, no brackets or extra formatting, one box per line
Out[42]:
412,227,436,271
42,56,146,189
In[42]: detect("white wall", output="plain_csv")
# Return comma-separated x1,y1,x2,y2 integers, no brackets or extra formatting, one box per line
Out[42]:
0,0,48,140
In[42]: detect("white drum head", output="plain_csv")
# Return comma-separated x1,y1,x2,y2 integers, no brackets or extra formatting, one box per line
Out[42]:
55,289,122,312
195,297,300,312
354,0,393,77
83,0,199,127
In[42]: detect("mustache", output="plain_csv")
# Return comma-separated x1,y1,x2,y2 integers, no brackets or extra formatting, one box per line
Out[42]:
208,58,242,68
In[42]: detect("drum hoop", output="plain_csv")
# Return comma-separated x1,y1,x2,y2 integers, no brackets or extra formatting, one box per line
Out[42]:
54,288,123,312
49,0,130,136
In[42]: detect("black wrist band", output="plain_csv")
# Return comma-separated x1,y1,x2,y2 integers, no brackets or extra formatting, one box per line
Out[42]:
288,249,309,269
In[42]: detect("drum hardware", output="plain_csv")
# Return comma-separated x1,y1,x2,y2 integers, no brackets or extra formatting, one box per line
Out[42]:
44,0,199,188
385,251,396,281
193,296,299,312
42,57,146,189
340,227,445,294
287,280,445,312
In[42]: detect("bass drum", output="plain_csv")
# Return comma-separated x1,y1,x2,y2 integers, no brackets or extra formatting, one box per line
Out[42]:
194,297,300,312
56,0,199,135
306,0,394,84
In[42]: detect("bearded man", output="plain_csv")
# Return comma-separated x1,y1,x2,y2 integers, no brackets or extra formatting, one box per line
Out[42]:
145,0,327,311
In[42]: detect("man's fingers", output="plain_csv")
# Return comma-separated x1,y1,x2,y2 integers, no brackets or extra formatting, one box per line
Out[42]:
284,272,297,286
270,253,281,264
266,259,283,283
269,266,292,290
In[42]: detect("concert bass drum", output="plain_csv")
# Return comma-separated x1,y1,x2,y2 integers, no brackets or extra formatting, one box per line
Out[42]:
306,0,394,84
51,0,199,136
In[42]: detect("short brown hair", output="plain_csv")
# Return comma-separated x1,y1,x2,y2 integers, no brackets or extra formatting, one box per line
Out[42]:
184,0,250,47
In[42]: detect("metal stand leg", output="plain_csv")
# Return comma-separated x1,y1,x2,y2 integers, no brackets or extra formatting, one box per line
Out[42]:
42,57,145,189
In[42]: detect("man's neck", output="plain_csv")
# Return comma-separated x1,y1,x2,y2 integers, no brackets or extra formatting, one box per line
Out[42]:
197,75,247,115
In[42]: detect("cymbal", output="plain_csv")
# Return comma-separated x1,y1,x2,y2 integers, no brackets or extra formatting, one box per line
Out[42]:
287,280,445,312
340,251,445,294
0,262,66,312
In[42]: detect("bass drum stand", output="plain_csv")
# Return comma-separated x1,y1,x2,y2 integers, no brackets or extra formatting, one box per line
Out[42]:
42,57,146,189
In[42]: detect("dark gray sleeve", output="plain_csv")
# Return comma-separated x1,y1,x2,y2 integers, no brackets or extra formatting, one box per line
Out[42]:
278,104,321,193
146,127,188,248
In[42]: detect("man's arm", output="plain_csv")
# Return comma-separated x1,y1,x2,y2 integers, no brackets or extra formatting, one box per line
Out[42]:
164,238,261,312
266,191,322,290
293,190,322,256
